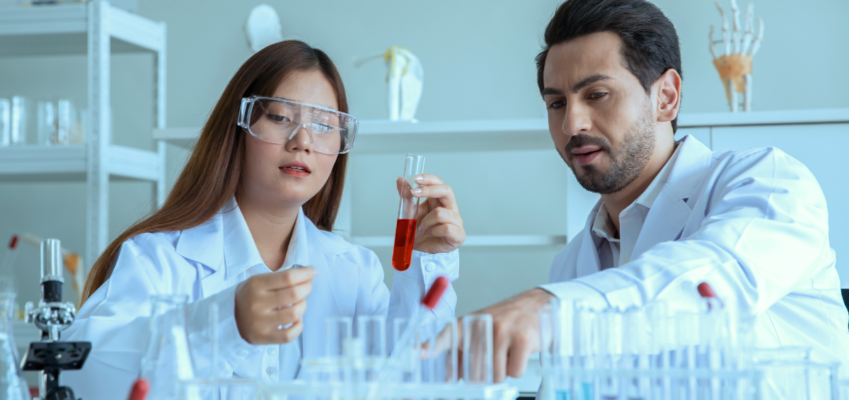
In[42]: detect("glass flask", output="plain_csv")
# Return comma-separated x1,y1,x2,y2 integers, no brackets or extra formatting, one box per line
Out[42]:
0,292,31,400
140,295,195,399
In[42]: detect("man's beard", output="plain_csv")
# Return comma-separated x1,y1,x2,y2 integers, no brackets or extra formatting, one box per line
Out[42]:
564,111,655,195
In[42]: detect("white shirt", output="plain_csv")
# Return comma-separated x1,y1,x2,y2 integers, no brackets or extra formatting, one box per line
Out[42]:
591,142,682,269
63,197,460,399
541,135,849,364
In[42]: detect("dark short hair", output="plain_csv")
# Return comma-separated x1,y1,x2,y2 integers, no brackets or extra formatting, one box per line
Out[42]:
536,0,682,132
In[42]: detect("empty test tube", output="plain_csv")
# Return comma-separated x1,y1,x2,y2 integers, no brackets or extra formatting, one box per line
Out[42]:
462,314,493,384
357,315,386,381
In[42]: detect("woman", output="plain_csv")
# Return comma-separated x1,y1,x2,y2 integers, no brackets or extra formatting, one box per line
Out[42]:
63,41,464,399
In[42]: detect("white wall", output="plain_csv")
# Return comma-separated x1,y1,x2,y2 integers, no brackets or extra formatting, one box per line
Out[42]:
1,0,847,315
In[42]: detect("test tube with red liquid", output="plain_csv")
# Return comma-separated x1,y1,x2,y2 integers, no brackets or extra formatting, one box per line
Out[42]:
392,154,425,271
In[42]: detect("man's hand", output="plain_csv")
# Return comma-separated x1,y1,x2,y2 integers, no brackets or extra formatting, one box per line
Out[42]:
436,288,555,382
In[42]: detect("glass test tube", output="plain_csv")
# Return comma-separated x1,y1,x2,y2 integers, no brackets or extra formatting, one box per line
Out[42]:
392,317,421,383
462,314,493,384
539,298,574,400
421,318,458,384
326,317,353,358
357,315,386,381
391,154,425,271
0,99,10,147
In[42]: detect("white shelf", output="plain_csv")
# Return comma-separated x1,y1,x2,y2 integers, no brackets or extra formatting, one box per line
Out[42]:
677,108,849,128
352,235,567,248
0,144,161,182
153,108,849,153
0,3,165,56
0,0,168,270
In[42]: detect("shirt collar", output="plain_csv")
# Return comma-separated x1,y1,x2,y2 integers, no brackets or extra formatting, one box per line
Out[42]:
222,196,310,279
634,141,682,209
591,141,684,242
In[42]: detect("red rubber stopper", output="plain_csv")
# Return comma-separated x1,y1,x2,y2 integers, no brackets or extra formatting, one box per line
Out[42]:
8,235,18,250
127,378,150,400
422,276,449,310
697,282,717,299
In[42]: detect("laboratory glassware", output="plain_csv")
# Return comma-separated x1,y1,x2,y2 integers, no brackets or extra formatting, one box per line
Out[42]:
421,317,458,384
391,154,425,271
462,314,493,384
0,292,30,400
0,99,9,147
391,318,421,383
357,315,386,381
10,96,27,145
37,100,56,145
237,96,359,155
140,294,195,400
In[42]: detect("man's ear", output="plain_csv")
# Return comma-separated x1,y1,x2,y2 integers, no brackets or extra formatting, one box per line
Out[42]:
655,69,682,124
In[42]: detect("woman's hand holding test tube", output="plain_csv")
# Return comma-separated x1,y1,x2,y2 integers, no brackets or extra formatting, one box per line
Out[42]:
397,174,466,255
234,266,317,344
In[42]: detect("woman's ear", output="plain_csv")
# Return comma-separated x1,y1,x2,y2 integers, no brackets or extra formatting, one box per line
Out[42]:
655,69,682,124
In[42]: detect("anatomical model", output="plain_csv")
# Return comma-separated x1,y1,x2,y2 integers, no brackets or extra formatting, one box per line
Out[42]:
710,0,764,112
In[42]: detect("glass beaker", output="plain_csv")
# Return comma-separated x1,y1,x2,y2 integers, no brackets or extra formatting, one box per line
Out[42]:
140,295,195,400
391,154,425,271
0,292,31,400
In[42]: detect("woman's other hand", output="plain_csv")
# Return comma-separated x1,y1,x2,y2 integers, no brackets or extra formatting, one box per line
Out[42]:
234,266,316,344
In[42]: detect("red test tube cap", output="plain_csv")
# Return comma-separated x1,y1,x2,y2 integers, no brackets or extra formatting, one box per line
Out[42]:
127,378,150,400
422,276,449,310
8,235,18,250
697,282,717,299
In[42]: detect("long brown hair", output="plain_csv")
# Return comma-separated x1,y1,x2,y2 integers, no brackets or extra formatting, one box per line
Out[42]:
81,41,350,304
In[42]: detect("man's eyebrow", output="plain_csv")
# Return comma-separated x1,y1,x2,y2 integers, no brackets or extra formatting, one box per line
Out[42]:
572,74,612,93
541,87,563,96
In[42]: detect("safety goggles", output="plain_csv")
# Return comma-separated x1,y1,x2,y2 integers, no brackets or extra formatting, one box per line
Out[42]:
238,96,358,155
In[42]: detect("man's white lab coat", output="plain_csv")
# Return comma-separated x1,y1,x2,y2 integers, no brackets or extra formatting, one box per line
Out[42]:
541,135,849,364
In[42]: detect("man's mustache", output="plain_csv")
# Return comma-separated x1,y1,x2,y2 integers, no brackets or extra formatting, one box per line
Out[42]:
564,134,612,156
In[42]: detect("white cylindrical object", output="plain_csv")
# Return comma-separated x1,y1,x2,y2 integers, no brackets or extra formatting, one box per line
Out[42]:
40,239,63,283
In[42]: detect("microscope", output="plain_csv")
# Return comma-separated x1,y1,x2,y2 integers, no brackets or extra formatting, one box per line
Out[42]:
21,239,91,400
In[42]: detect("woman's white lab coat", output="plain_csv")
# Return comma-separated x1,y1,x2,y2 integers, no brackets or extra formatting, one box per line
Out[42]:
62,198,459,399
541,135,849,364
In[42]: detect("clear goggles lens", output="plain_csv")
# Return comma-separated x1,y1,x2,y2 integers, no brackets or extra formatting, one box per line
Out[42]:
238,96,358,155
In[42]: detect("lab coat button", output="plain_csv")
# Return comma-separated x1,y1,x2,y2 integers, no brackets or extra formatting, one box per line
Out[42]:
267,347,276,355
266,366,277,375
425,263,435,273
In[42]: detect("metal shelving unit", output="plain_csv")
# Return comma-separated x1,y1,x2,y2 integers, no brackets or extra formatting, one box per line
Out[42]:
0,1,167,272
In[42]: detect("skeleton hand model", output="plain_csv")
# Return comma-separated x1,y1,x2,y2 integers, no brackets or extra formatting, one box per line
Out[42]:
710,0,764,112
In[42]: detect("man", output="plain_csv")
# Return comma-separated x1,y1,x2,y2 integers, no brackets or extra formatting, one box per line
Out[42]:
460,0,849,382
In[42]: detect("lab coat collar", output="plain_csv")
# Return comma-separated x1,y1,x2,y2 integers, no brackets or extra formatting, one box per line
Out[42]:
175,197,355,279
664,134,713,204
221,197,267,280
630,134,713,257
577,134,713,274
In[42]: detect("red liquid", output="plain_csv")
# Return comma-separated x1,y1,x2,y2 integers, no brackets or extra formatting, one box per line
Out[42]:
391,219,417,271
